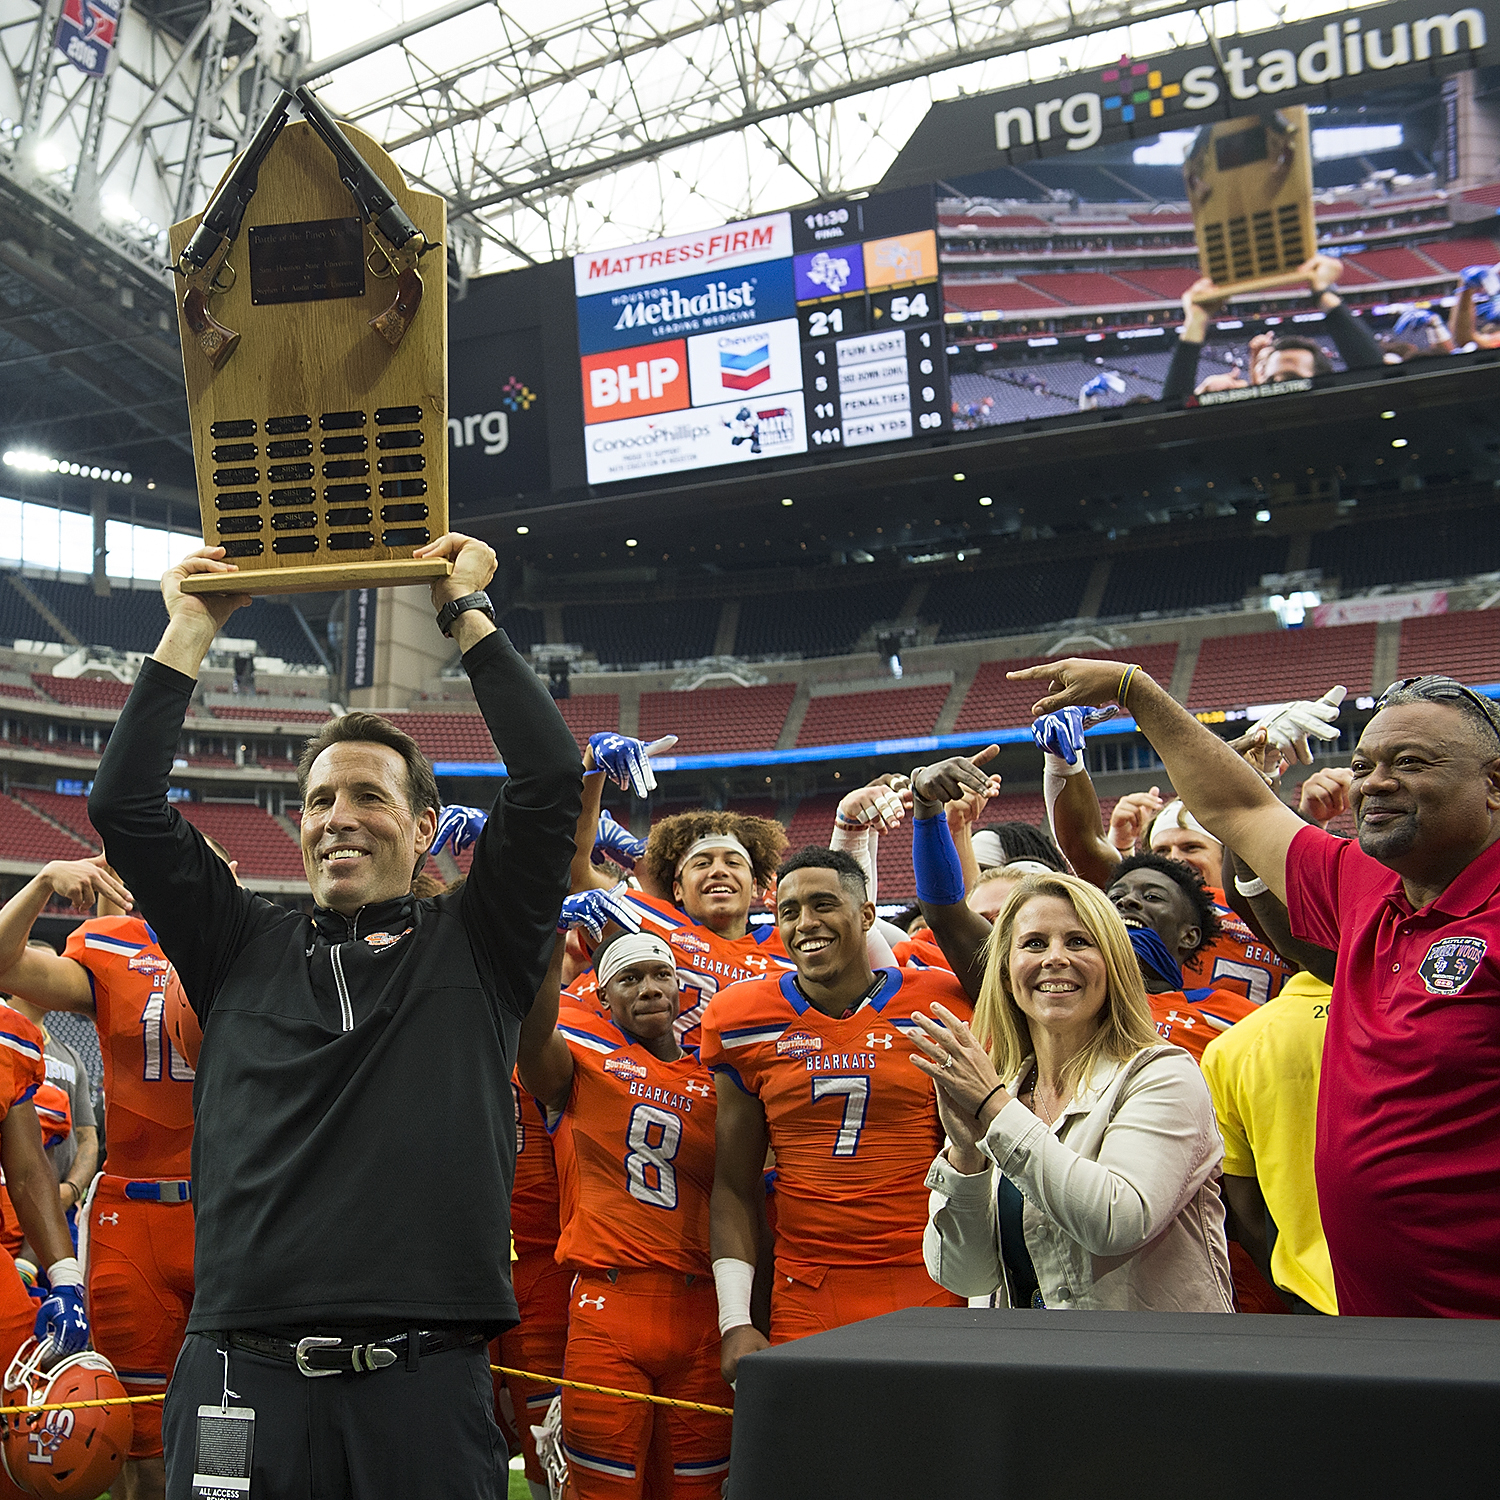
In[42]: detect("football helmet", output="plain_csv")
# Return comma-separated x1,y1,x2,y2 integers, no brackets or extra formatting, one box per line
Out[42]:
163,968,203,1071
2,1338,129,1499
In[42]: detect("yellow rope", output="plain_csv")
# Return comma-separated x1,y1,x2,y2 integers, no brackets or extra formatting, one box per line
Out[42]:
1,1371,734,1420
490,1364,733,1418
4,1393,163,1415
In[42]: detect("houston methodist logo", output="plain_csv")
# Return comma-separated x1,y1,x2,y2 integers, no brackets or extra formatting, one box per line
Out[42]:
994,8,1486,152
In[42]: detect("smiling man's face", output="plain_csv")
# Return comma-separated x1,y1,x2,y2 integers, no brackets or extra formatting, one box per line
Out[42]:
299,741,437,914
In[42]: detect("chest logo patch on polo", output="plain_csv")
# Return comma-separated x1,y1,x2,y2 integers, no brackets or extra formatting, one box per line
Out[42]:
1418,935,1487,995
603,1055,647,1082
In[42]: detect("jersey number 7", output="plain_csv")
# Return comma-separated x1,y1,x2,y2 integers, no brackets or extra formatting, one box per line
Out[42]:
812,1076,869,1157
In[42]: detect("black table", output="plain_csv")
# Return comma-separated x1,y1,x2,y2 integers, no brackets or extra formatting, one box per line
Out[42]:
727,1309,1498,1497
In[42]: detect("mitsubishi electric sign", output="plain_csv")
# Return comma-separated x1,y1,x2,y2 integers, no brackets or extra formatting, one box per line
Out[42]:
883,0,1491,182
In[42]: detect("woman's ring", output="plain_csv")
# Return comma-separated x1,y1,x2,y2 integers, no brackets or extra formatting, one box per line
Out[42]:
943,1053,956,1069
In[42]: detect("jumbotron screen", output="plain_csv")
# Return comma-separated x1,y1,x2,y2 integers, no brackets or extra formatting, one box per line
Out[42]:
572,186,950,485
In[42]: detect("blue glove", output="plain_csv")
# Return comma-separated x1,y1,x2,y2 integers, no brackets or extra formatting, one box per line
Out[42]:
587,733,677,798
592,811,646,871
557,885,642,942
1457,263,1500,295
431,803,487,857
1030,707,1089,767
35,1284,88,1356
1391,305,1440,338
1081,371,1126,398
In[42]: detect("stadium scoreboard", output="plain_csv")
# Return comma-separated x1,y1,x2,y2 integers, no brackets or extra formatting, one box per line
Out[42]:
573,186,949,485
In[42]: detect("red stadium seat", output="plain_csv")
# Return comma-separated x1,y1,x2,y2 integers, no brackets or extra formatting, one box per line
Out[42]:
11,789,100,849
0,682,43,701
795,686,949,748
554,694,620,745
1397,612,1500,686
1017,273,1155,306
1114,268,1198,300
177,802,305,881
939,212,1049,230
0,794,95,863
208,706,331,723
379,712,499,763
943,281,1062,314
1188,625,1377,708
954,646,1180,733
1411,237,1500,274
1345,248,1446,284
31,675,131,710
639,685,795,757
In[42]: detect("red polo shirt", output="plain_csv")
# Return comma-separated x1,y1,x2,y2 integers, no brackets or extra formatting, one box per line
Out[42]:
1287,823,1500,1318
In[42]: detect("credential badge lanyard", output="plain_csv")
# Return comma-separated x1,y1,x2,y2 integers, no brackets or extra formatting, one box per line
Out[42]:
192,1345,255,1499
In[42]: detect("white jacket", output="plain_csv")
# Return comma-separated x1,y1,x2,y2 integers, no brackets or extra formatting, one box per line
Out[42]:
924,1044,1235,1312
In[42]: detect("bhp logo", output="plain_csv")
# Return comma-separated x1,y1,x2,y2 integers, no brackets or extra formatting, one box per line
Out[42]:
582,339,689,423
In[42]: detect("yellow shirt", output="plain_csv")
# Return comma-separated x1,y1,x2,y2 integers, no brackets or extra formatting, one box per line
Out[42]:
1201,972,1338,1315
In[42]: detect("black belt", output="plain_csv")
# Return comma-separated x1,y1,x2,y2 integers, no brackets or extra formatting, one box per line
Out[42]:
227,1328,486,1377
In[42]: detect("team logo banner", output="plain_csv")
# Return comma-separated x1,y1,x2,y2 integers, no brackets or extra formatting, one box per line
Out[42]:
56,0,122,77
882,0,1492,183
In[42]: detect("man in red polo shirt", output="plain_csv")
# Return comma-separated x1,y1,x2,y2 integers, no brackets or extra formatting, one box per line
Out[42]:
1011,662,1500,1319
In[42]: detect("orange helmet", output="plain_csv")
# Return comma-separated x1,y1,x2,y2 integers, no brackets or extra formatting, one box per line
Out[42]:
163,968,202,1071
2,1339,129,1499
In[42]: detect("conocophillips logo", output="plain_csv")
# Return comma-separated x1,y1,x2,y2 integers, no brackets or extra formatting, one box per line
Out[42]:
994,8,1486,152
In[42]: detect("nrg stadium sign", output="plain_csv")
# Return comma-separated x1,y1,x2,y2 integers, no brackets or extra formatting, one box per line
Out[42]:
883,0,1492,182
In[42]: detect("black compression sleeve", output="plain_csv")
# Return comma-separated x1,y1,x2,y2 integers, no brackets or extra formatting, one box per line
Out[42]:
459,630,583,1016
1322,299,1383,371
1162,337,1203,404
87,658,255,1011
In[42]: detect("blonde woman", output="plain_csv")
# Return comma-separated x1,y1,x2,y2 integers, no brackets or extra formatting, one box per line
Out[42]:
910,871,1234,1312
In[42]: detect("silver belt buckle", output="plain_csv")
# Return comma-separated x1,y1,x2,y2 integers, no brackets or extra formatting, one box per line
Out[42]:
295,1335,342,1377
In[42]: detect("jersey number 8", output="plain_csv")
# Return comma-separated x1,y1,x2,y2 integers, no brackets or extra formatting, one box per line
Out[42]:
624,1103,682,1209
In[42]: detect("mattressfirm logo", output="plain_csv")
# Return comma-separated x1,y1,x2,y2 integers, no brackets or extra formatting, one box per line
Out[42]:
776,1031,822,1059
575,213,792,296
604,1055,649,1081
992,10,1487,153
1418,934,1487,995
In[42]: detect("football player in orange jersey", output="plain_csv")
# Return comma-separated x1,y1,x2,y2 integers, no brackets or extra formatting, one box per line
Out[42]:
0,992,97,1500
518,930,731,1499
494,1073,569,1500
702,847,968,1385
0,845,230,1500
1036,705,1296,1006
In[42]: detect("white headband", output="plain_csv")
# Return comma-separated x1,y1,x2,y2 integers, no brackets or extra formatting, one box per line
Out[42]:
970,830,1007,869
597,934,675,990
1149,799,1214,844
675,833,753,876
1004,859,1056,877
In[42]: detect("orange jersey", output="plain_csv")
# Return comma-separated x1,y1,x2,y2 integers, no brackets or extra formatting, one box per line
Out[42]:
617,892,795,1048
1183,889,1296,1005
1150,987,1259,1065
891,931,951,971
510,1075,561,1257
551,1007,717,1276
63,917,194,1179
699,967,971,1273
0,1011,45,1119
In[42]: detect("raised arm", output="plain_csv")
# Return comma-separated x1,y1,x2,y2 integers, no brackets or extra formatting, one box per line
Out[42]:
1010,661,1303,901
909,752,1001,1002
88,550,256,1003
445,535,583,1014
0,862,123,1014
516,933,574,1113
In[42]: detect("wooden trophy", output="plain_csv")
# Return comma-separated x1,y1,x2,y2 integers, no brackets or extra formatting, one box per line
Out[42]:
169,92,451,597
1183,106,1316,303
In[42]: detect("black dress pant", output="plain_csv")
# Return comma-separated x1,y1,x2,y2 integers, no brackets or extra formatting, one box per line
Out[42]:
164,1332,509,1499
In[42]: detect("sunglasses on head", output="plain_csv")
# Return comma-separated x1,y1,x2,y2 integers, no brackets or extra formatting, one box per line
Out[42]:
1374,676,1500,746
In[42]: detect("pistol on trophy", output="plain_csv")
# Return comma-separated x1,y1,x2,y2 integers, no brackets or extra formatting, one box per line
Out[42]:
173,91,292,369
296,84,439,348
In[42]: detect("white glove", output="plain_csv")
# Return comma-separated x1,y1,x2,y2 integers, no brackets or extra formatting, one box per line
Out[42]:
1249,686,1346,765
836,781,907,831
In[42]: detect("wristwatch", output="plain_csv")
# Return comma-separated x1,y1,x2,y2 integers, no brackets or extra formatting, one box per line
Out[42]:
435,591,495,638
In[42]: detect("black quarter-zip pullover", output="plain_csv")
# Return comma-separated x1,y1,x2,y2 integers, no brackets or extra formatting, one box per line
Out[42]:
88,630,581,1332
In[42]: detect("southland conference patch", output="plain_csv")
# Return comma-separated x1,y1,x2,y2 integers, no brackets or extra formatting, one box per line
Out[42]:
1418,935,1487,996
